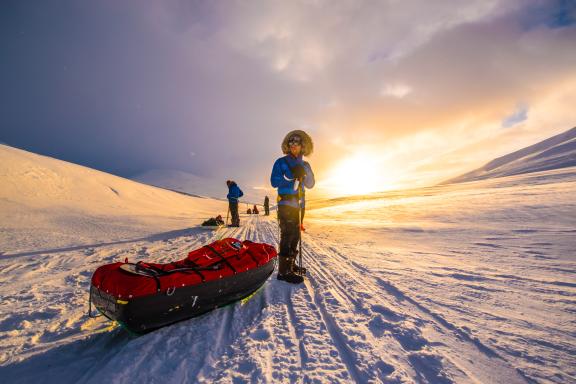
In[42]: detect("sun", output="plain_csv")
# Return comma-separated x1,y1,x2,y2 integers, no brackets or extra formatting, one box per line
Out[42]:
324,153,385,196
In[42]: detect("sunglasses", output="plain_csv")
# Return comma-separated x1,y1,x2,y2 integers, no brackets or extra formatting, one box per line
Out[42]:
288,137,302,145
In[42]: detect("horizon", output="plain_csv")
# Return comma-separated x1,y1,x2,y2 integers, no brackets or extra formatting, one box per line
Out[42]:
3,123,575,203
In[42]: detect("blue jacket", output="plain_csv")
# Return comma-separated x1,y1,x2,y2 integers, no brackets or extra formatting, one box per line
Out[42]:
227,182,243,202
270,155,315,208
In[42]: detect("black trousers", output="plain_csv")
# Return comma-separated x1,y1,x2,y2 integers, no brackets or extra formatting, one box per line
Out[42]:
229,201,240,226
278,205,300,258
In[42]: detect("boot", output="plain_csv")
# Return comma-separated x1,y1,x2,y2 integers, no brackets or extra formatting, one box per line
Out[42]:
277,256,304,284
290,252,307,275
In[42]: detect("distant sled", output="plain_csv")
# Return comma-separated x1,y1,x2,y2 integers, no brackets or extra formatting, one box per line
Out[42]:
89,238,277,334
200,215,225,229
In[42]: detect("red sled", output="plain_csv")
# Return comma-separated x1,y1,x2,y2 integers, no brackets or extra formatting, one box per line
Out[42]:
89,238,277,333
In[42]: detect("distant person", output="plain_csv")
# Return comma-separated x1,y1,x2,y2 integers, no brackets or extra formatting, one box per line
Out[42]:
247,208,252,215
264,196,270,216
253,204,259,215
226,180,243,227
270,130,315,284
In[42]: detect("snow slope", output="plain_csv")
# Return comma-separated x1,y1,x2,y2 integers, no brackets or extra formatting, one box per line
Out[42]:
0,144,227,255
445,127,576,184
1,145,574,383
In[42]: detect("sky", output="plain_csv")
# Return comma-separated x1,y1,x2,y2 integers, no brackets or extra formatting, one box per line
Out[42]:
1,0,576,199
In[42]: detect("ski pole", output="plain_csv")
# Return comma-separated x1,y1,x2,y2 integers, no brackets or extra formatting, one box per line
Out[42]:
297,179,303,276
276,204,280,244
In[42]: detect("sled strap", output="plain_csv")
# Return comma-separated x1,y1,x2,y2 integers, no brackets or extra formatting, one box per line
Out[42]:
135,262,163,291
244,248,260,267
136,261,164,275
143,260,207,283
182,259,206,282
205,245,237,274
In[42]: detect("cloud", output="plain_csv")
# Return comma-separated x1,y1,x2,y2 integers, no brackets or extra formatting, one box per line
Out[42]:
380,84,413,99
2,0,575,196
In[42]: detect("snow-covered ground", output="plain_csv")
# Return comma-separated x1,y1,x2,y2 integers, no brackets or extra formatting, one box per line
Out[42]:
1,145,575,383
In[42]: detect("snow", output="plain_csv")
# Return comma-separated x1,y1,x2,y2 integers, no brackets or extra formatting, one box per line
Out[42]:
446,126,576,184
1,144,575,383
0,144,227,255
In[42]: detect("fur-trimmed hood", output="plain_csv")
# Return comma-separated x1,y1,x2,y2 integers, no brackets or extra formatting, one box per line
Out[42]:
281,130,314,156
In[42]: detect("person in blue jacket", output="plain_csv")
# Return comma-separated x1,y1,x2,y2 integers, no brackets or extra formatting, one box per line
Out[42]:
270,130,315,284
226,180,243,227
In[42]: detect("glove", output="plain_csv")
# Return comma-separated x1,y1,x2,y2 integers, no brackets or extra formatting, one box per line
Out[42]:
291,164,306,179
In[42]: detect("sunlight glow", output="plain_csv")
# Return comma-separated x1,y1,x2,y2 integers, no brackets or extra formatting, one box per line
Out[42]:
322,153,394,196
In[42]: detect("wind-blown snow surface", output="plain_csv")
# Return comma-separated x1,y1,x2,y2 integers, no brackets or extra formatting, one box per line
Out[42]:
1,148,575,383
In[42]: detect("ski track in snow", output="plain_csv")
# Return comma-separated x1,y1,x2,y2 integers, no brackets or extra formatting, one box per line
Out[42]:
0,218,536,383
1,175,575,383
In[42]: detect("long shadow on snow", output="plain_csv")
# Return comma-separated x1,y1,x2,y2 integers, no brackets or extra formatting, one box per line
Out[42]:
1,227,214,259
0,328,133,384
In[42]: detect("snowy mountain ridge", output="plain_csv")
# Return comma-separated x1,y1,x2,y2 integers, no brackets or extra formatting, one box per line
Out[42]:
132,169,225,200
445,126,576,184
132,169,268,206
